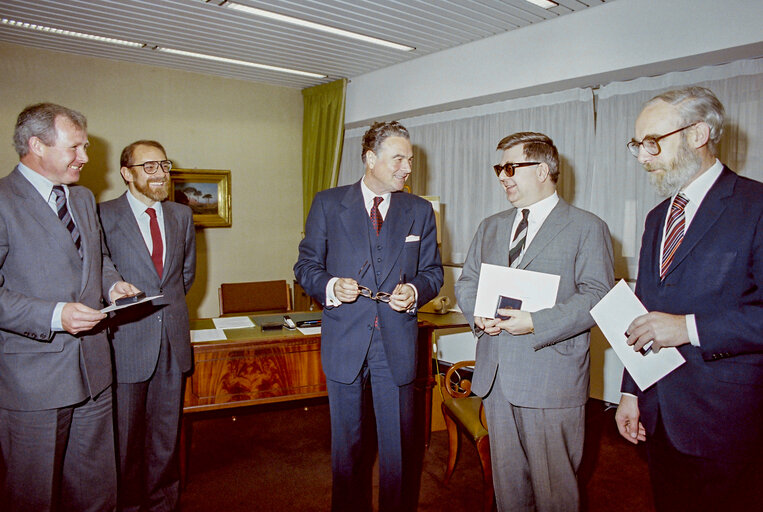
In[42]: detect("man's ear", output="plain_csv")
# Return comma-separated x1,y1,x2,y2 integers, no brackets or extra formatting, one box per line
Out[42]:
536,162,550,183
120,166,134,184
28,136,45,157
690,122,711,149
365,150,376,168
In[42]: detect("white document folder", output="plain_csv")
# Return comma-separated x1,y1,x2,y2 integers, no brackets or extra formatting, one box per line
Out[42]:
590,279,685,391
473,263,560,318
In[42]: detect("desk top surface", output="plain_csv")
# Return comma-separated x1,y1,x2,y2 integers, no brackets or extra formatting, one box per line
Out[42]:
190,310,466,346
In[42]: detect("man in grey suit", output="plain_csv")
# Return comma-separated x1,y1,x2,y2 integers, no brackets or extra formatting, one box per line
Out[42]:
0,103,139,511
99,140,196,512
456,132,614,511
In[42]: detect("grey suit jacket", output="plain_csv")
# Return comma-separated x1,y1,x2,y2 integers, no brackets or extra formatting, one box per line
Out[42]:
99,193,196,383
0,167,122,410
456,198,614,408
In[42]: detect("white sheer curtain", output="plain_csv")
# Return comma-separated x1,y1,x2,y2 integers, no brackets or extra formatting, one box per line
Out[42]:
590,59,763,279
339,88,595,264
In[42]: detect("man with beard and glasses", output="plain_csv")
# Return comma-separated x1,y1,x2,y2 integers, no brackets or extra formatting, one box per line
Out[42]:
99,140,196,512
616,87,763,511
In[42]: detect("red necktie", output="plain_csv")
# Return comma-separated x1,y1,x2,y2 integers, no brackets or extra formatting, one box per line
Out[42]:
660,193,688,280
370,196,384,235
146,207,163,278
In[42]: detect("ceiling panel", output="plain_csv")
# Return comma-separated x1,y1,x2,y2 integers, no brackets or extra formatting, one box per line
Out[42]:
0,0,609,89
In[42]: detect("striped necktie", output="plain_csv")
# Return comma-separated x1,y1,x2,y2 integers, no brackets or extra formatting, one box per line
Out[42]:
52,185,82,258
509,209,529,268
660,193,689,279
146,207,164,278
370,196,384,235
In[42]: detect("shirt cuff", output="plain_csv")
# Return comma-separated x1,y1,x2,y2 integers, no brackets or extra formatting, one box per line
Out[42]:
52,302,65,332
686,314,700,346
621,392,637,398
325,277,342,307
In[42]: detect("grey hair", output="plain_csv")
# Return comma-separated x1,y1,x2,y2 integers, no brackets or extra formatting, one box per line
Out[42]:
13,103,87,157
646,86,725,155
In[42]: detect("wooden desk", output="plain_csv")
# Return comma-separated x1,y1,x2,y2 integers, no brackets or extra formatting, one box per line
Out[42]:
181,310,467,482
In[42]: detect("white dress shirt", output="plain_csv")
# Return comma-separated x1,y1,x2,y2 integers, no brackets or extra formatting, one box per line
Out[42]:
508,191,560,265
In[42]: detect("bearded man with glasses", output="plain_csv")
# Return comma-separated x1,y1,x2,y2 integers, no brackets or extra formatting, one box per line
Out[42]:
456,131,613,511
616,86,763,511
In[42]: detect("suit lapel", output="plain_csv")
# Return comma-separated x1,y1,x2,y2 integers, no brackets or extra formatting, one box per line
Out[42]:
339,182,373,280
378,192,414,285
519,199,572,270
662,167,734,280
113,194,160,279
161,206,179,284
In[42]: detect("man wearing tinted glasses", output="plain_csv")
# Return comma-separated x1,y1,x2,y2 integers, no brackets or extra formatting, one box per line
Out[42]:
295,121,443,512
99,140,196,512
616,87,763,511
456,132,613,511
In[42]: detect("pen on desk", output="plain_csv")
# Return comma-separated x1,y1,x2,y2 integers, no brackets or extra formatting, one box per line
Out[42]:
298,320,321,327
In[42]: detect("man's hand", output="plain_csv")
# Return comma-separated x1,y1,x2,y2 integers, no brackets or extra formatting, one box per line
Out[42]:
109,281,141,304
626,312,689,353
496,309,534,335
333,278,360,303
475,316,502,336
61,302,107,335
389,283,415,312
615,394,646,445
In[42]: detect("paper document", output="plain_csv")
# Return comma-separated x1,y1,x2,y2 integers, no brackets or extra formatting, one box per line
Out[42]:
101,294,163,313
474,263,560,319
297,326,321,336
191,329,227,343
590,280,685,391
212,316,255,330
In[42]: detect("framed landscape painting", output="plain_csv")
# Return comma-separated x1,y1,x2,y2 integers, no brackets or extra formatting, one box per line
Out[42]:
170,169,231,228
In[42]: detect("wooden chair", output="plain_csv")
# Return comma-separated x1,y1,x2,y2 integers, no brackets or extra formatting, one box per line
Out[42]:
218,280,292,316
439,360,495,512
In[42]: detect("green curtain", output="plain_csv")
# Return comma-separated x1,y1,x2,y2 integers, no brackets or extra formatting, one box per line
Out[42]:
301,78,347,225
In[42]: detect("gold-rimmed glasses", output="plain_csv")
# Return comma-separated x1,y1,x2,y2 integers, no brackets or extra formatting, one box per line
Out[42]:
356,261,403,303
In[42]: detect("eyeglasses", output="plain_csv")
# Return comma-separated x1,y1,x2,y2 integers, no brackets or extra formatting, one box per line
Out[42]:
127,160,173,174
626,123,697,157
493,161,540,178
357,261,403,303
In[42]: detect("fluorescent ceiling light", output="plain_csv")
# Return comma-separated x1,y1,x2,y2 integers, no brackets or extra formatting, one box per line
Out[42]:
158,47,326,78
1,18,143,47
224,2,415,52
525,0,559,8
2,17,325,78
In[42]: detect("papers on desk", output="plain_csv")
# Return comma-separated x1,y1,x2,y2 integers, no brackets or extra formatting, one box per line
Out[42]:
297,326,321,336
474,263,560,318
191,329,227,343
590,280,685,391
212,316,255,330
101,294,163,313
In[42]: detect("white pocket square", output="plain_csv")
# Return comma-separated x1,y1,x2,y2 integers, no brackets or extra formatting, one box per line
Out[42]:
405,235,420,242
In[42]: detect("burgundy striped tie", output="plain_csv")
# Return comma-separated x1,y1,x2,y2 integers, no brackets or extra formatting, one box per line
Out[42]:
660,193,688,280
370,196,384,235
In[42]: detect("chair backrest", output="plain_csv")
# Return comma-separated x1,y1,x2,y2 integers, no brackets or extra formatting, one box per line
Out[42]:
218,280,292,316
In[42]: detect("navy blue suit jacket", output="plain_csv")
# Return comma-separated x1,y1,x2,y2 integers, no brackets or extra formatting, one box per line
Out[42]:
622,167,763,458
294,181,443,386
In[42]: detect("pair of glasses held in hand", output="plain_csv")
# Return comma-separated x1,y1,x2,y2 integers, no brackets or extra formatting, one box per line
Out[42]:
357,261,404,303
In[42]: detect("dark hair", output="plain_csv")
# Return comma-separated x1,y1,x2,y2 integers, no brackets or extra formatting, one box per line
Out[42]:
645,86,725,155
361,121,410,164
13,103,87,157
120,140,167,168
496,131,560,183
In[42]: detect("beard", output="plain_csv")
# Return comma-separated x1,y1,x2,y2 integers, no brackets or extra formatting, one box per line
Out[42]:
135,177,169,202
645,137,703,197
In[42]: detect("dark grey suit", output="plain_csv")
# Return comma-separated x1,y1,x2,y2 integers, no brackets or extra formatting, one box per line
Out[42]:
99,193,196,512
456,198,614,511
0,166,122,511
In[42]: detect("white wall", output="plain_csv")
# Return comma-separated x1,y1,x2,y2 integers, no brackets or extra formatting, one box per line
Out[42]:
346,0,763,125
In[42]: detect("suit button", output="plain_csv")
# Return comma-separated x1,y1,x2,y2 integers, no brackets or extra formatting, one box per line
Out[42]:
377,245,382,250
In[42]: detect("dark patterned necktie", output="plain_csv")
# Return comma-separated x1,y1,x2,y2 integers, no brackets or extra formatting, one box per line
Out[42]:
146,207,164,278
660,193,688,279
52,185,82,258
508,209,529,268
370,196,384,235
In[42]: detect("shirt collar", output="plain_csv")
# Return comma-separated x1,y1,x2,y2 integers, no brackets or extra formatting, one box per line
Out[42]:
17,161,59,202
126,189,163,220
676,159,723,207
521,191,559,224
360,178,391,211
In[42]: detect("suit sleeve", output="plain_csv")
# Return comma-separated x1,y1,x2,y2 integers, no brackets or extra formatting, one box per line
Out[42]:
294,194,334,306
182,209,197,294
408,203,443,307
531,216,615,350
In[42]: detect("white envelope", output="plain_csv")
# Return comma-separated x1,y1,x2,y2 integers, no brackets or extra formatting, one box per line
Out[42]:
405,234,420,242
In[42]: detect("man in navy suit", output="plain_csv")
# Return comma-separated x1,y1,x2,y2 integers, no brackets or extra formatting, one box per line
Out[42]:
616,87,763,511
294,121,443,512
99,140,196,512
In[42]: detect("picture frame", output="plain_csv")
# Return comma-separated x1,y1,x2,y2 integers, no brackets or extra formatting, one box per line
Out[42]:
169,169,231,228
